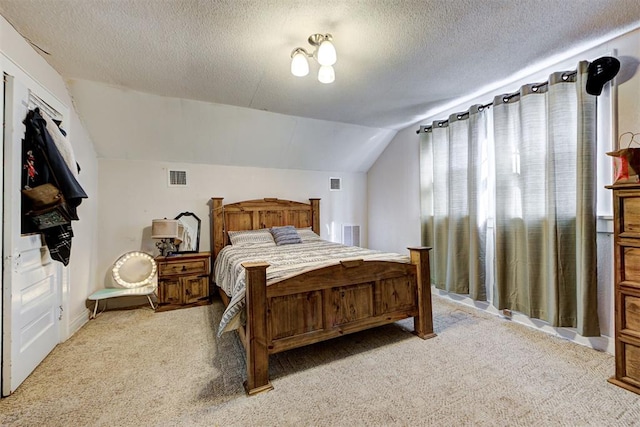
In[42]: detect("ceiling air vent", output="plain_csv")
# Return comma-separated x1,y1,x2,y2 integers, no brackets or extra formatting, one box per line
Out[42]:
168,169,187,187
330,177,341,191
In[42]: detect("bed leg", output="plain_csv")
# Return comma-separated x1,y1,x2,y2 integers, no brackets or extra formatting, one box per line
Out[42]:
242,261,273,395
409,247,436,340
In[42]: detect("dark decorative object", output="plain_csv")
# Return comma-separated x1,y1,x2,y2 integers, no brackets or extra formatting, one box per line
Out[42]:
586,56,620,96
174,212,201,253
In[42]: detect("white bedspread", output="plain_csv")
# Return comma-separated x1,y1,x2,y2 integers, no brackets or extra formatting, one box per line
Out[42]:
214,240,409,335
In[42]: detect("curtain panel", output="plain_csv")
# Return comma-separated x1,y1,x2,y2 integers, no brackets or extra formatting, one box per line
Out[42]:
420,106,488,299
492,61,599,336
420,61,599,337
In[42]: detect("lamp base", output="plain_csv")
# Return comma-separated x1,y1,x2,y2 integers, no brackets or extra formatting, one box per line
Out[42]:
156,239,177,257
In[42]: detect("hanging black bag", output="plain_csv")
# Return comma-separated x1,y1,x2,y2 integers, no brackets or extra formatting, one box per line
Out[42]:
22,183,71,229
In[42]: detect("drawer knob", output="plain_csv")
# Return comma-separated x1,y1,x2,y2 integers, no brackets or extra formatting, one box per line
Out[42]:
181,265,187,271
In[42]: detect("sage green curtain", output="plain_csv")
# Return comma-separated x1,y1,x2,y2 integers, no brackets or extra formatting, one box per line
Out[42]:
420,106,488,299
492,61,599,336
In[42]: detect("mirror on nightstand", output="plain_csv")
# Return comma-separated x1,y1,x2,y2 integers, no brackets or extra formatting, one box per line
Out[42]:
174,212,201,253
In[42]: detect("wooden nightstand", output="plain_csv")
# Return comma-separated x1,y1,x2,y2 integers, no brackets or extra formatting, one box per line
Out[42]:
155,252,211,312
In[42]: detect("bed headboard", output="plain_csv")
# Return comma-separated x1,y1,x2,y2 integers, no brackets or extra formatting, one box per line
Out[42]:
211,197,320,260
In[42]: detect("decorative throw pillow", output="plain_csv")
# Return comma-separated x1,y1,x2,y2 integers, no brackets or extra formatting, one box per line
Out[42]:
228,229,275,246
297,227,321,242
270,225,302,245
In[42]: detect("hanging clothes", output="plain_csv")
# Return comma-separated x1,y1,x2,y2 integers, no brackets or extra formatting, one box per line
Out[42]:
41,112,80,178
22,108,88,265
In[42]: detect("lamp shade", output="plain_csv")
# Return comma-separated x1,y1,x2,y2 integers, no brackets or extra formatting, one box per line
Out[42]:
291,50,309,77
318,65,335,84
317,40,337,66
151,219,180,239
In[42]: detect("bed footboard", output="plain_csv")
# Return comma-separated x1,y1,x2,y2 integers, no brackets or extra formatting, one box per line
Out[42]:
241,247,434,395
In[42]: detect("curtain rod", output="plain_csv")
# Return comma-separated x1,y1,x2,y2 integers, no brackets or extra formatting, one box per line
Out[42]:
416,70,578,134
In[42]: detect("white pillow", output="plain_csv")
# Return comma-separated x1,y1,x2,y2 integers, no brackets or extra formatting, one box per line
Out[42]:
297,227,322,242
228,229,276,246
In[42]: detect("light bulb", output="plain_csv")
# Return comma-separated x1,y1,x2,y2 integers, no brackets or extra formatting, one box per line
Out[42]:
318,65,335,84
291,50,309,77
317,40,337,66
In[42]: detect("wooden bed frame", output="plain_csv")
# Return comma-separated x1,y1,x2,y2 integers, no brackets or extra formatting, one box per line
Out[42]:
211,197,435,395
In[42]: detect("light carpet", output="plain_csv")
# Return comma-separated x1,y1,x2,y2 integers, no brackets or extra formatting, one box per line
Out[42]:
1,295,639,426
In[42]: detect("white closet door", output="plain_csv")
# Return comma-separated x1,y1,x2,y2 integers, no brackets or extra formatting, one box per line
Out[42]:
2,74,62,395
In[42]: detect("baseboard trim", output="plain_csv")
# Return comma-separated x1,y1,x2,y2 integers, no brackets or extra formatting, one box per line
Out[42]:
67,308,89,340
433,288,614,354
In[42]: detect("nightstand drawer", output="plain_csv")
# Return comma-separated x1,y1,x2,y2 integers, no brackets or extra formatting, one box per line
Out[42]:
622,196,640,238
621,339,640,387
622,290,640,339
159,259,207,277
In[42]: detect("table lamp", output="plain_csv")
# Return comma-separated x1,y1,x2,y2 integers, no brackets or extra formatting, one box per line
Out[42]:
151,219,180,256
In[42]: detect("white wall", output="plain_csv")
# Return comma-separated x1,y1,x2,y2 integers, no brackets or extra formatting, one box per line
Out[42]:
367,125,421,255
68,79,397,174
0,16,99,334
368,27,640,350
97,159,367,291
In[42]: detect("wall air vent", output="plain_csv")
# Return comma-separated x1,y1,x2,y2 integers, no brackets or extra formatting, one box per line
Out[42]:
330,177,342,191
168,169,187,187
342,225,360,247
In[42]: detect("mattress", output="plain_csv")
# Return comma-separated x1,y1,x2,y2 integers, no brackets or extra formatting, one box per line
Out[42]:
214,239,409,336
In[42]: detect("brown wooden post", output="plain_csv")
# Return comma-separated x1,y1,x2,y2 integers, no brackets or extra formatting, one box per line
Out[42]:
310,198,320,235
242,261,273,395
409,247,436,339
211,197,224,261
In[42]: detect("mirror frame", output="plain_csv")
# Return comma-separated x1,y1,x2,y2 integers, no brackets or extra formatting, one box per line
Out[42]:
174,212,201,254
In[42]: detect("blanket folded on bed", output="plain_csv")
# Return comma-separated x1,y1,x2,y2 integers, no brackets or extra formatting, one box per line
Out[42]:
214,239,409,336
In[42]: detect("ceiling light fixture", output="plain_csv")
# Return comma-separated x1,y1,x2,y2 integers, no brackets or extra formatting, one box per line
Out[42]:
290,33,336,84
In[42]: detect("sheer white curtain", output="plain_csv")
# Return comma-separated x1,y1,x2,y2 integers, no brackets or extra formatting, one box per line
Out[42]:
492,61,599,336
420,106,489,299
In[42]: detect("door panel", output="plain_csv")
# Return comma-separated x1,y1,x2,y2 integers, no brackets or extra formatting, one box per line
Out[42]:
2,75,62,395
183,276,207,304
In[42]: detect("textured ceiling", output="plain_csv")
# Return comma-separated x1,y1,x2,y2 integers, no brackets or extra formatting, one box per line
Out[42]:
0,1,639,171
2,0,640,130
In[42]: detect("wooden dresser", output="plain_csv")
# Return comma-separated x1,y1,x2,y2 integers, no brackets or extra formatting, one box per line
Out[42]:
608,183,640,395
155,252,211,312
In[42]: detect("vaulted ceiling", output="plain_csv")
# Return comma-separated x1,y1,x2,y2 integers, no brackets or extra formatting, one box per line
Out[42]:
1,1,639,171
